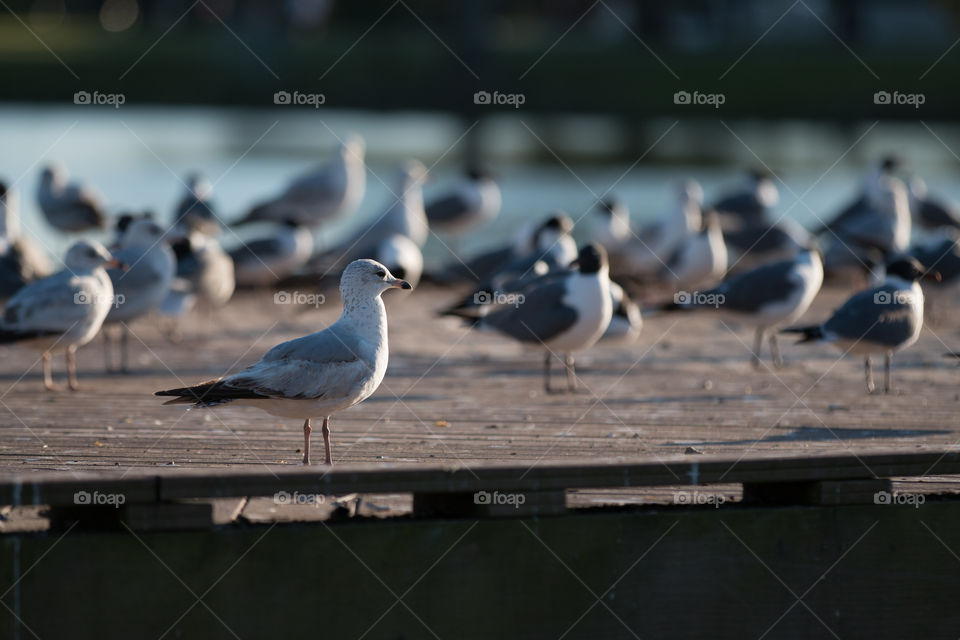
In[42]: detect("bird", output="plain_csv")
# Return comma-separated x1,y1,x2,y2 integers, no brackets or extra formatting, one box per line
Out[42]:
369,234,423,290
103,218,176,372
711,169,779,228
907,177,960,232
307,159,429,275
0,240,119,390
477,244,612,393
782,256,937,393
815,156,901,236
664,247,824,367
173,173,218,232
425,168,501,235
36,164,107,232
234,134,366,228
600,280,642,344
910,234,960,322
230,220,314,288
0,182,52,300
722,218,813,273
156,259,413,465
586,197,631,253
659,211,728,292
615,180,702,278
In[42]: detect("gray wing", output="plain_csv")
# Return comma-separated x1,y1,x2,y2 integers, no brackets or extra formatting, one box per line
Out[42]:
824,285,919,347
707,260,796,313
2,271,99,331
426,193,470,225
229,237,285,266
483,276,576,343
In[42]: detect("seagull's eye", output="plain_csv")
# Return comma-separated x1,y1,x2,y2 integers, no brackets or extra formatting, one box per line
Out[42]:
87,249,97,259
375,270,386,278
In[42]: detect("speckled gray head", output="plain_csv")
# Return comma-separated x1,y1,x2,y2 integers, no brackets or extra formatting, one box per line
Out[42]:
340,259,412,299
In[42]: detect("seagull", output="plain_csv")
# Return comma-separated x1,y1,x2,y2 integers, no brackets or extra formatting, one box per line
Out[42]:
104,219,176,372
0,240,119,390
36,164,107,232
173,173,218,232
616,181,702,278
910,235,960,322
600,280,642,343
782,256,937,393
711,169,778,228
234,134,366,228
230,220,314,287
722,218,813,273
0,182,52,300
586,197,631,252
665,247,823,367
478,244,612,393
156,259,412,465
659,210,728,292
815,156,901,236
907,177,960,232
425,168,501,235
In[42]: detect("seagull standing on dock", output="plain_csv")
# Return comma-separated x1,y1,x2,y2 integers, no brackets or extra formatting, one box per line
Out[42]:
659,211,728,292
234,134,366,228
104,219,176,372
36,165,107,232
711,169,778,228
0,182,52,300
664,247,823,367
617,181,702,278
0,240,120,390
425,168,501,235
479,244,612,393
156,259,412,465
231,220,314,287
782,256,937,393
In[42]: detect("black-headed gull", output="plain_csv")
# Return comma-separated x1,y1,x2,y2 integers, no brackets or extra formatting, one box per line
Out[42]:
36,164,106,232
0,240,120,390
783,256,938,393
156,259,412,465
478,244,612,393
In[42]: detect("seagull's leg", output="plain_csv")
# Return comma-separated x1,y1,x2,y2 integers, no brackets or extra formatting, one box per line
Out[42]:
66,345,79,391
565,354,577,392
42,352,56,392
103,330,113,373
884,351,892,394
768,332,784,368
302,418,311,465
543,351,553,393
120,326,130,373
751,329,763,369
864,356,875,394
321,416,332,466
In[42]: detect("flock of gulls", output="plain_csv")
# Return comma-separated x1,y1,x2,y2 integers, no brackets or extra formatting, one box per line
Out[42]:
0,134,957,463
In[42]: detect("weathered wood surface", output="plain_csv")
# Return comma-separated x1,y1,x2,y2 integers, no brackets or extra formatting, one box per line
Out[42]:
4,500,960,639
0,285,957,482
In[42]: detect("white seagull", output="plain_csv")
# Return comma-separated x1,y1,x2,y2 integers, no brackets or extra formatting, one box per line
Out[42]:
659,211,728,292
37,164,107,232
104,219,176,372
230,220,314,287
783,256,938,393
0,182,52,300
0,240,120,390
618,180,702,277
425,168,501,235
479,244,612,393
156,259,412,465
235,134,366,228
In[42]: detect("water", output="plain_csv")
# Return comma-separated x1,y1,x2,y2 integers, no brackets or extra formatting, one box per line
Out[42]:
2,104,959,266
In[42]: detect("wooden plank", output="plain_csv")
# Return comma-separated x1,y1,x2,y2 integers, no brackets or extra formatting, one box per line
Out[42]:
1,449,959,507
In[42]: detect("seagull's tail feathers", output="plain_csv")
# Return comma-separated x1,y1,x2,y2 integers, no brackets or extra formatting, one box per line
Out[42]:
943,352,960,359
155,379,268,407
0,329,59,344
781,325,824,343
232,200,275,227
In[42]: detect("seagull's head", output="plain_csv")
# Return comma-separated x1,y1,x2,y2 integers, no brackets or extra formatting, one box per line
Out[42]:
677,179,703,205
184,173,213,200
40,164,65,185
886,256,939,284
65,240,122,271
339,133,366,160
341,259,412,299
569,243,608,276
119,218,168,249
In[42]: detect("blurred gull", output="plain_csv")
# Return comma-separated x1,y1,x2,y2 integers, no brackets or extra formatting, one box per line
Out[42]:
425,168,501,235
156,259,412,465
230,220,313,288
711,169,779,228
37,164,107,232
234,134,366,228
104,219,176,372
658,211,727,292
0,182,52,300
0,240,119,390
586,197,631,252
616,181,702,278
600,280,642,344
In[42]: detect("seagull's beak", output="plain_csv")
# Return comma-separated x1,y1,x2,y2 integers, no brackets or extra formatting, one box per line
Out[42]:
924,270,942,282
388,278,412,290
107,258,129,271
